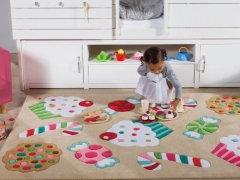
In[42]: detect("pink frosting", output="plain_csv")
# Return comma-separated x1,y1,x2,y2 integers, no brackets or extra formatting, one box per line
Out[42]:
134,52,143,57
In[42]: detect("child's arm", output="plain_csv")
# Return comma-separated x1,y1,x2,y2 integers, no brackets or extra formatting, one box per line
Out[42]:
137,62,149,76
164,62,182,100
164,62,182,111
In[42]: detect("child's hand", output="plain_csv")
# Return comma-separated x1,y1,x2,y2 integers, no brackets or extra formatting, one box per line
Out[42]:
172,98,181,112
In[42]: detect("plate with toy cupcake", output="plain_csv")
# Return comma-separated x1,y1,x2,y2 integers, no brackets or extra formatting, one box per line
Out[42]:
139,111,158,124
156,109,179,121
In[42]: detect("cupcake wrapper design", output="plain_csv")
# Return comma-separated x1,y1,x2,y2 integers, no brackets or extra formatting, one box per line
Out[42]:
132,120,172,139
138,152,210,171
212,135,240,167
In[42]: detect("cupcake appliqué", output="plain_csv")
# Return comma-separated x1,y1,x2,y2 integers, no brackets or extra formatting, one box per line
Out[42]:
212,135,240,167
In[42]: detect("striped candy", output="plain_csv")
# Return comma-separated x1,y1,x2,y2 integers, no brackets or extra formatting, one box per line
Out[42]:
19,122,82,138
137,152,210,170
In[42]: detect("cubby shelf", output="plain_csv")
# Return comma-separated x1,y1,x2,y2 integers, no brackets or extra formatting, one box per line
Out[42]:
88,58,195,65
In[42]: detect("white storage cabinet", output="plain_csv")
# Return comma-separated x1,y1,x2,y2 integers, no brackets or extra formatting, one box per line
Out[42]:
22,41,84,89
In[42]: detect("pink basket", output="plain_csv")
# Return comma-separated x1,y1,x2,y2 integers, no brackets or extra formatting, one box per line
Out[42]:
0,46,12,105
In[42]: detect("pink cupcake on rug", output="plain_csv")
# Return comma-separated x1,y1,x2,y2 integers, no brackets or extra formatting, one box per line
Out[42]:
134,51,143,60
211,135,240,167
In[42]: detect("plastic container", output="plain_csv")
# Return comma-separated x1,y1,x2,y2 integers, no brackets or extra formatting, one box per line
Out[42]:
114,52,126,61
0,119,7,140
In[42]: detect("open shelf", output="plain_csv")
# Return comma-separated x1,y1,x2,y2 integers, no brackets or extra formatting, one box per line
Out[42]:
88,44,196,64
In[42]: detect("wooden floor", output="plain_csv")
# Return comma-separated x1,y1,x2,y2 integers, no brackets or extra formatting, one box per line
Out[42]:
0,53,239,150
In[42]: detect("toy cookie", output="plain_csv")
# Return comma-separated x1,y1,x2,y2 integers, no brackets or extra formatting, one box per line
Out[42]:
2,142,62,173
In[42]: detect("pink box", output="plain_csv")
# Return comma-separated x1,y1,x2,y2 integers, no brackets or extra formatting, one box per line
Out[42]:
0,46,12,105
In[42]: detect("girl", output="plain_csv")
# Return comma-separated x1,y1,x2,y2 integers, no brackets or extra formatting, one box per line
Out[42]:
136,47,182,111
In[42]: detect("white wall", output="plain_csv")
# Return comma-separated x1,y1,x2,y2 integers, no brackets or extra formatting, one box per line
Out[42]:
0,0,16,52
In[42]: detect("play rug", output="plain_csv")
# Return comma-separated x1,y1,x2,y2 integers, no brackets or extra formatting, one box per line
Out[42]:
1,93,240,179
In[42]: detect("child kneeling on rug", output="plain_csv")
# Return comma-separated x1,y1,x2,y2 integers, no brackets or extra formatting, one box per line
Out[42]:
136,47,182,111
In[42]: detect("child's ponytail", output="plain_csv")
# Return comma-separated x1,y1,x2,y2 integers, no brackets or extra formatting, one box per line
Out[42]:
161,49,167,60
140,56,144,66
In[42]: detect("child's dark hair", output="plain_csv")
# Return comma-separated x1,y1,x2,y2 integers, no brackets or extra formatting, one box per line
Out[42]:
140,47,167,66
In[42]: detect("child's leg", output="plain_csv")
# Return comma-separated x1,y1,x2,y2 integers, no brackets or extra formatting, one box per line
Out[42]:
135,93,143,100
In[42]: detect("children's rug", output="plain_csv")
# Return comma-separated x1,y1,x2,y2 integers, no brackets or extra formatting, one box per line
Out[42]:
1,93,240,180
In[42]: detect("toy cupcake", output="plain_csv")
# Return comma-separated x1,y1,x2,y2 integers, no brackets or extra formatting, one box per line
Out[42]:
148,113,155,120
142,113,149,120
212,135,240,167
134,51,143,60
166,111,174,119
156,111,165,119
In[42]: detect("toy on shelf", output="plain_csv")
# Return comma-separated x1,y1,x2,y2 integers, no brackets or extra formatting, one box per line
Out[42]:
134,50,143,60
82,110,110,124
176,47,190,61
156,109,179,121
114,49,126,61
166,56,174,61
96,51,112,62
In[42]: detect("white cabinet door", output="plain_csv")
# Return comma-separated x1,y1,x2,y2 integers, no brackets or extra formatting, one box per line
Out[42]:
22,41,83,88
200,44,240,87
171,64,195,87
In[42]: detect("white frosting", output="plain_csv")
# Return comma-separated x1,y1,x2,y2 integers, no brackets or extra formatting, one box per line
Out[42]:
149,114,155,120
44,96,88,117
107,120,159,147
142,115,148,120
165,112,174,119
220,135,240,156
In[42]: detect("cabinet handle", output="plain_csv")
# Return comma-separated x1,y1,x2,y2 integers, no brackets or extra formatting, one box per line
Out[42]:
35,2,40,7
59,2,64,7
78,56,81,73
202,56,206,73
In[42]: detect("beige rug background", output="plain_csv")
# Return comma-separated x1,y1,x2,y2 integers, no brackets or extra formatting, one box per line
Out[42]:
1,93,240,180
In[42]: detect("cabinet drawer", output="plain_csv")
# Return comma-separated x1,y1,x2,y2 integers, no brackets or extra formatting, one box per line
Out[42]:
11,8,112,19
89,65,141,84
12,19,112,30
169,4,240,27
171,64,194,83
10,0,112,8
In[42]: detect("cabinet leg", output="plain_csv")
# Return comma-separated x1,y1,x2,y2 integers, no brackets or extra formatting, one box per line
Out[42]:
0,104,7,114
